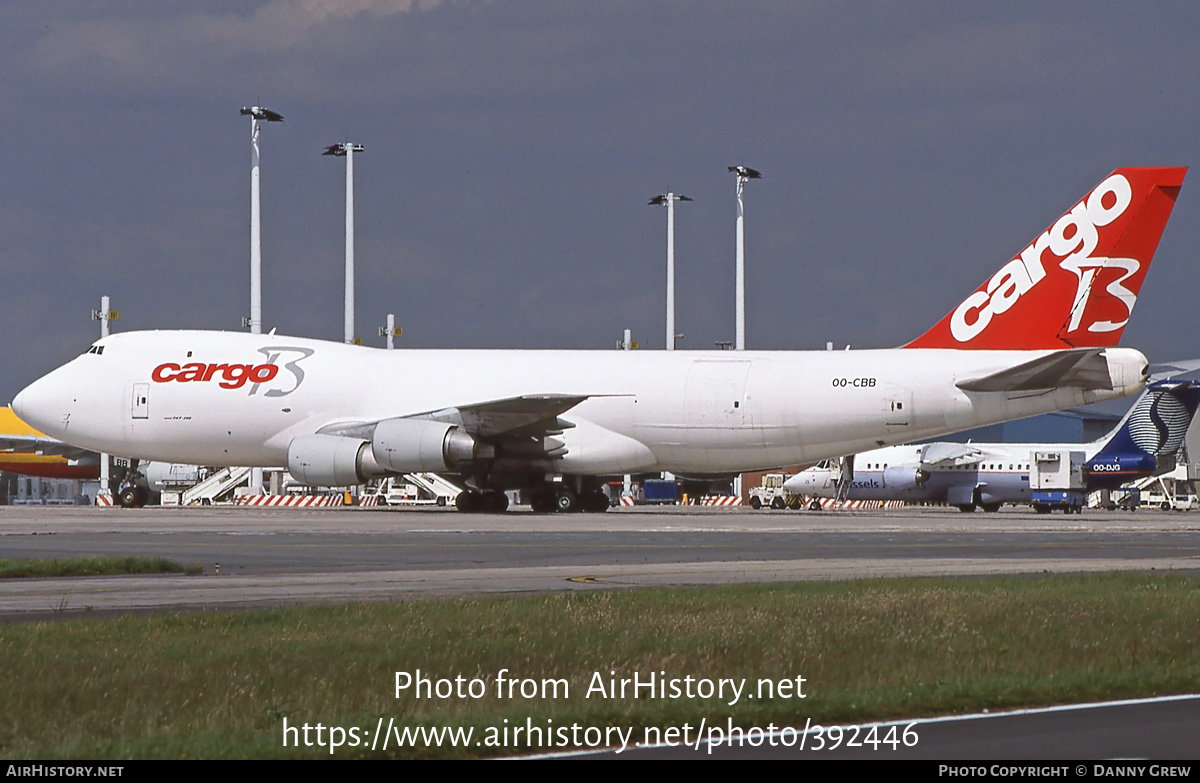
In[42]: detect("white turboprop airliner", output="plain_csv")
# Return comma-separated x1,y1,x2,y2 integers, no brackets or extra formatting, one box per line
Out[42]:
12,167,1186,512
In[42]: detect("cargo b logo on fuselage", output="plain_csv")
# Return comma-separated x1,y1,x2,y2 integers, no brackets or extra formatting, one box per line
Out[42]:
150,345,314,397
151,362,278,389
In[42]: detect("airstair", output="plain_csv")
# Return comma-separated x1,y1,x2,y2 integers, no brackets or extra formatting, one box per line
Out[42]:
375,473,463,506
406,473,462,502
181,466,252,505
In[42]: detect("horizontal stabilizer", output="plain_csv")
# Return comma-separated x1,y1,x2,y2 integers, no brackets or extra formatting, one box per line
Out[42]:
1148,358,1200,382
957,349,1112,392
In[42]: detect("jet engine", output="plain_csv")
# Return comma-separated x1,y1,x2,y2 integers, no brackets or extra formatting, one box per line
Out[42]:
370,417,491,473
287,434,388,487
882,466,931,491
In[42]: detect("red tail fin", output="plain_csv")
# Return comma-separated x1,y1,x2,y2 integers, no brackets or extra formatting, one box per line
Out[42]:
906,167,1186,350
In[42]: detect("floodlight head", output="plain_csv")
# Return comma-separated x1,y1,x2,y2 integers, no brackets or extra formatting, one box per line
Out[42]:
323,143,364,156
240,106,284,122
728,165,762,180
648,194,693,206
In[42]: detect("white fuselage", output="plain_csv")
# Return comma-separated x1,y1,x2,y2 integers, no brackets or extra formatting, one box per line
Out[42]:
13,330,1147,477
786,444,1062,505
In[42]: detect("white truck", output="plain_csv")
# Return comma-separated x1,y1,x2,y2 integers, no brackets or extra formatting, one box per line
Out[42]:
749,473,801,510
1029,449,1086,514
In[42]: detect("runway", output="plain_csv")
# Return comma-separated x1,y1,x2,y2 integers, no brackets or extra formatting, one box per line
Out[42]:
2,504,1198,617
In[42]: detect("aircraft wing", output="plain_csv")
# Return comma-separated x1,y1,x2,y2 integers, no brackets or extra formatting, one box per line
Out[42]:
957,348,1114,392
0,433,94,460
425,394,590,439
320,393,603,461
918,442,984,468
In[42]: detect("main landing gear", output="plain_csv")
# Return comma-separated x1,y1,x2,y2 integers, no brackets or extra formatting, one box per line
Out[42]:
454,490,510,513
454,483,610,514
534,487,609,514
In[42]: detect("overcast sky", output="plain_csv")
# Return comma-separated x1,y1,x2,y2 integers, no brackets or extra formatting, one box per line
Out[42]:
3,1,1199,403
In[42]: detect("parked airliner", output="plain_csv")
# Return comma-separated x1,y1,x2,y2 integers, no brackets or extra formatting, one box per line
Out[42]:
12,167,1186,512
784,379,1200,511
0,406,99,479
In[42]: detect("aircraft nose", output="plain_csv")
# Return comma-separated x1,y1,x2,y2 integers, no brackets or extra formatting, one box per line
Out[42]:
12,374,60,435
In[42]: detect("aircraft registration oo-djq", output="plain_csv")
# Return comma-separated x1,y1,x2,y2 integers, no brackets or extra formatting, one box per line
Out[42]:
12,167,1187,513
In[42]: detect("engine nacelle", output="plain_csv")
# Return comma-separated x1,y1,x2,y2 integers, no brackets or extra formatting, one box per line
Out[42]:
142,462,202,492
370,417,487,473
287,434,387,487
882,466,931,491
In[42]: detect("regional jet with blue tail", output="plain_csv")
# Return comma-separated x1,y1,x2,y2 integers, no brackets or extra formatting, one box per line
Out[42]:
784,380,1200,512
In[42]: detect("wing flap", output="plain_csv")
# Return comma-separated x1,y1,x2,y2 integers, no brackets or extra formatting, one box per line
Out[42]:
431,394,590,439
919,442,984,467
319,393,598,446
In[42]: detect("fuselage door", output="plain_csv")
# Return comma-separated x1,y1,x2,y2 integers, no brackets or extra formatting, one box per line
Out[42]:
684,360,751,429
131,382,149,420
883,384,912,428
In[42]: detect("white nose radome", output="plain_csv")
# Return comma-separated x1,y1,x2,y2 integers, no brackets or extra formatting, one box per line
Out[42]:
11,374,60,437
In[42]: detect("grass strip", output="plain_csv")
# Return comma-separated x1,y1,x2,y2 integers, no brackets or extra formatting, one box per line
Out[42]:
0,556,203,579
0,572,1196,758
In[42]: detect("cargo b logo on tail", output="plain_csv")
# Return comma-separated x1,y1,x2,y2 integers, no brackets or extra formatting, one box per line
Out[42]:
908,167,1185,351
949,174,1132,342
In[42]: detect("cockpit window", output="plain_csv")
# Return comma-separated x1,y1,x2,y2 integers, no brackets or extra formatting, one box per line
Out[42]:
84,345,105,356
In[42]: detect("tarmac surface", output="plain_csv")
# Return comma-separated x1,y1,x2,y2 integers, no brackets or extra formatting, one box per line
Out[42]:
1,503,1197,617
3,503,1197,760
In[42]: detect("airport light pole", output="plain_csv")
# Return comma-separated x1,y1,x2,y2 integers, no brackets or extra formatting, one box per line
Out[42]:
324,142,364,344
91,296,117,504
728,166,761,351
240,106,283,337
241,105,282,494
379,314,401,349
648,192,692,351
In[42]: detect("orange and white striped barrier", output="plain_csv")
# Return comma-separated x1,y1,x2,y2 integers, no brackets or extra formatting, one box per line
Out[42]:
699,495,742,506
95,493,113,507
810,498,906,510
234,494,344,507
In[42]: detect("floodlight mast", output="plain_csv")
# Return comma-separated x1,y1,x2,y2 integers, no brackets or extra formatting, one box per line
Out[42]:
728,165,761,351
91,296,113,502
240,105,282,494
380,313,397,349
324,143,365,344
240,106,283,337
648,193,692,351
